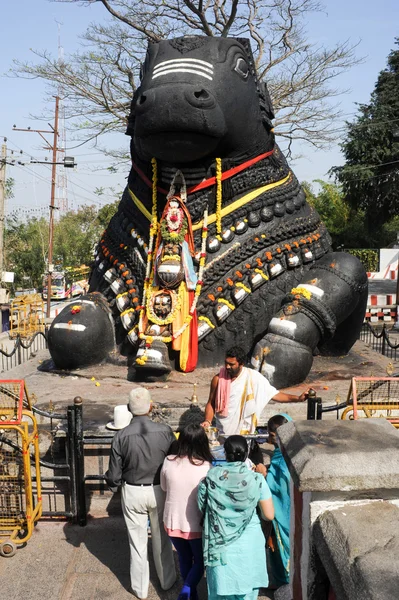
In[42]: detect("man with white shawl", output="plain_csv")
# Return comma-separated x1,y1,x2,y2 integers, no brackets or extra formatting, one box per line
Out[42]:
201,346,307,435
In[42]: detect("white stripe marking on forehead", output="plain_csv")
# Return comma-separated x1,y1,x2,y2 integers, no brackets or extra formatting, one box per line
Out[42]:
154,58,213,71
152,68,213,81
154,62,214,76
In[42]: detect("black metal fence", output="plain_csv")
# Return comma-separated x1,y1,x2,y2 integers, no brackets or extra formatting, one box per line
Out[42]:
30,397,112,526
359,322,399,361
30,399,273,527
0,331,48,372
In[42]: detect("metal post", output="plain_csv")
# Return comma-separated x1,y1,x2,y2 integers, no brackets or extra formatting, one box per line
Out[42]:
0,142,6,282
46,96,60,319
382,324,386,357
17,335,22,365
67,405,77,521
74,396,87,527
307,388,317,420
316,397,323,420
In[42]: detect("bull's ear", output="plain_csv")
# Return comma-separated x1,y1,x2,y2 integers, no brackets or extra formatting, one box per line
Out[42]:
260,82,275,120
125,93,139,137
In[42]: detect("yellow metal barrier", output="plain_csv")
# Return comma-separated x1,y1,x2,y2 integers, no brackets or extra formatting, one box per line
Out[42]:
341,377,399,429
0,380,42,557
9,294,45,340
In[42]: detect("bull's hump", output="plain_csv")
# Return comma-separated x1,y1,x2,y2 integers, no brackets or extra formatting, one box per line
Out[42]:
169,36,209,54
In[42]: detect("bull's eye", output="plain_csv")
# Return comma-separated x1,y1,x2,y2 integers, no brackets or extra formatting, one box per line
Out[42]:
234,57,249,79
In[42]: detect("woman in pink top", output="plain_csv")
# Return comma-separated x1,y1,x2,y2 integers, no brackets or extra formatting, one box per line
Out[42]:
161,424,213,600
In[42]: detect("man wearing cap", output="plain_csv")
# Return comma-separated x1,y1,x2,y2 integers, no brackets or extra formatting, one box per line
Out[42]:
105,387,176,599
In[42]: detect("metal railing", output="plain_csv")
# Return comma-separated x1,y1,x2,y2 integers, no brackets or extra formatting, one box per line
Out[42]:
359,322,399,361
0,331,48,373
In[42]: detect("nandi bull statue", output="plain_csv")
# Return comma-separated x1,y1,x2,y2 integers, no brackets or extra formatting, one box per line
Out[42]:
48,35,368,389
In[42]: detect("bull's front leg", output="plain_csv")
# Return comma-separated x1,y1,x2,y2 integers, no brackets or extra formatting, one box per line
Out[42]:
251,252,368,389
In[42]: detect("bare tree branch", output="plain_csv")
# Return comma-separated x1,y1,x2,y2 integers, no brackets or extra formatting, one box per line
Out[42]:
9,0,363,155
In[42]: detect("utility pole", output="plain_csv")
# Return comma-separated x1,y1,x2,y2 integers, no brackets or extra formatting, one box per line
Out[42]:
14,96,61,318
47,96,60,319
0,142,6,284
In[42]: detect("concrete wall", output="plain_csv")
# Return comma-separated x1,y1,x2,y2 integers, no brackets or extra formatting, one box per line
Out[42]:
369,249,399,280
277,419,399,600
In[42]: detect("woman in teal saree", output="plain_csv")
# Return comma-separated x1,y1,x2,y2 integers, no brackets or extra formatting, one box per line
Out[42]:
265,413,292,587
198,435,274,600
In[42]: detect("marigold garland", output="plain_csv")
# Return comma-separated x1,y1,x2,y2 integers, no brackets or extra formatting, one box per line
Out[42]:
218,298,235,311
137,177,209,344
198,316,216,329
254,268,269,281
235,282,251,294
215,157,223,238
291,286,312,300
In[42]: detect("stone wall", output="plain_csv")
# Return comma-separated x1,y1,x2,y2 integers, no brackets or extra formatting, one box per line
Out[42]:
276,419,399,600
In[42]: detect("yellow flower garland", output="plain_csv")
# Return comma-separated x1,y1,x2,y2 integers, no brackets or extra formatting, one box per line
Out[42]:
215,157,223,239
235,282,251,294
291,286,312,300
218,298,235,311
198,316,216,329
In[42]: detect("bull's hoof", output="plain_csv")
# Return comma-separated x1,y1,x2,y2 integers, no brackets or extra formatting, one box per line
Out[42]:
134,340,172,379
251,333,313,389
48,293,115,370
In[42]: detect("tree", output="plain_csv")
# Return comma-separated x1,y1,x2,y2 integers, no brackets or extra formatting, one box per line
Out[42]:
97,199,119,229
303,179,368,248
332,39,399,234
4,216,48,287
10,0,361,156
4,202,118,287
54,205,105,266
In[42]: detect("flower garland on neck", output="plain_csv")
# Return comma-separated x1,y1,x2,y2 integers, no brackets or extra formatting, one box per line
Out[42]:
136,158,209,345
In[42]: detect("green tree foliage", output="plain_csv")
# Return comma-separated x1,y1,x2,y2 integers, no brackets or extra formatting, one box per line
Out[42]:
4,201,118,287
5,216,48,288
332,39,399,234
53,205,102,267
303,179,368,248
97,200,119,229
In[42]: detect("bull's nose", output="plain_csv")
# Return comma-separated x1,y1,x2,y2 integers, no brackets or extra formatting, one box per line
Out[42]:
184,87,216,109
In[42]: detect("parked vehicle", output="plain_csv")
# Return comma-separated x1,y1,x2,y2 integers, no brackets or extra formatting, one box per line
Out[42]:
41,266,89,301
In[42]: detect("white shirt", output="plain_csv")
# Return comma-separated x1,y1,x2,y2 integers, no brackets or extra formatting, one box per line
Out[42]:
215,367,278,435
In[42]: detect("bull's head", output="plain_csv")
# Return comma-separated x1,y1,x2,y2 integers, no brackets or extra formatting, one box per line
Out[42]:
127,36,275,163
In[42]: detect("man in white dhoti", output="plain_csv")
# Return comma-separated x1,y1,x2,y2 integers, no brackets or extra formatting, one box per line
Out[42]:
201,346,307,435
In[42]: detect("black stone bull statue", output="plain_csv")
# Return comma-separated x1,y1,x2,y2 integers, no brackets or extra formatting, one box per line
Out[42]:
48,35,368,389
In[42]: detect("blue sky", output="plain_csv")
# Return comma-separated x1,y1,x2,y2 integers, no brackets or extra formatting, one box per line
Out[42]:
0,0,398,215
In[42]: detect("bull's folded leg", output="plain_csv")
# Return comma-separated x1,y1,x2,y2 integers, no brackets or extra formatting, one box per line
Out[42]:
251,252,368,389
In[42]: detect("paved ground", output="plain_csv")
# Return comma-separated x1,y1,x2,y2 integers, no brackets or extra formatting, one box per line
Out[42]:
4,338,395,425
368,279,397,295
0,341,397,598
0,516,275,600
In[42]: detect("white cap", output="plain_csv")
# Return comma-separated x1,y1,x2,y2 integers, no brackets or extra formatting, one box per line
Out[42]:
128,387,152,416
106,404,133,430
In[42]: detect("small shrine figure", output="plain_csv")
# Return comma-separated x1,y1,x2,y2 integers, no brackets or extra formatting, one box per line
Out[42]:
137,176,208,373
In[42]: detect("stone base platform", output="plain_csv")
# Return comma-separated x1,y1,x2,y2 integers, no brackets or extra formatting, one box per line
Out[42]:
6,339,396,428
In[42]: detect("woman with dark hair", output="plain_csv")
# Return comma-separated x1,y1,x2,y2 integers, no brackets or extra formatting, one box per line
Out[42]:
198,435,274,600
257,413,293,588
161,424,213,600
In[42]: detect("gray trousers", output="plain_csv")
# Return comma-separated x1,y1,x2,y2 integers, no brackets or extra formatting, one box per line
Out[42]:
121,483,176,599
